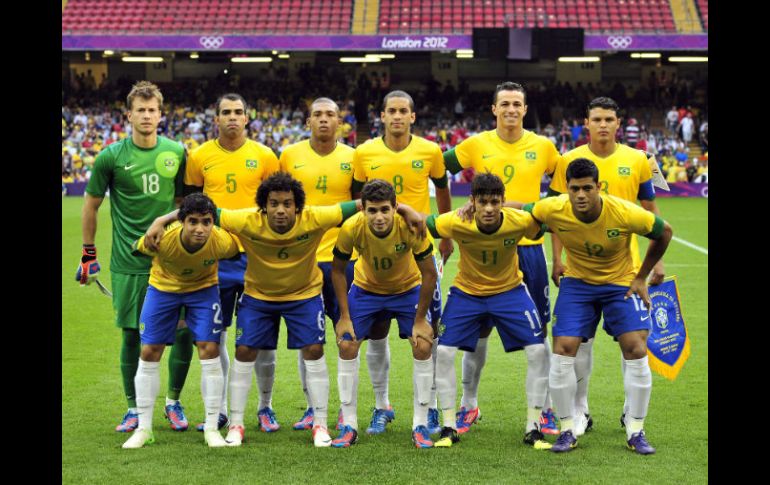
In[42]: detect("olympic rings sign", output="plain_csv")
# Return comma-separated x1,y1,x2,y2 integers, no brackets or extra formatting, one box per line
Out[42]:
199,36,225,49
607,36,633,49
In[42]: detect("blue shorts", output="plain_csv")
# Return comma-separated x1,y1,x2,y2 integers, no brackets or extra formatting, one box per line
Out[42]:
318,260,356,325
430,255,444,323
218,253,247,328
139,285,223,345
345,284,428,341
235,293,326,350
519,244,550,324
439,285,544,352
551,277,653,340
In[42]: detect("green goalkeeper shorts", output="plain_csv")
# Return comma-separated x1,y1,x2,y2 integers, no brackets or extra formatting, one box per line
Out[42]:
111,273,187,329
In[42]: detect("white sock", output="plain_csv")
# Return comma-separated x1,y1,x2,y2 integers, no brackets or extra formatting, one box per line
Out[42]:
621,351,629,416
304,355,329,428
298,351,311,409
200,357,224,431
128,407,138,414
218,330,230,415
337,356,359,430
366,337,391,409
549,354,577,432
429,337,439,409
524,343,549,431
165,397,178,406
135,359,160,431
623,355,652,439
435,345,458,428
460,337,488,410
254,349,276,410
543,338,554,410
229,358,255,427
413,357,433,428
574,338,594,415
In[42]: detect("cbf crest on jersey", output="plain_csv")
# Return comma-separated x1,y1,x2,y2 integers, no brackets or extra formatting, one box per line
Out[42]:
646,277,691,380
411,160,424,172
618,166,631,177
246,159,259,169
340,162,351,173
155,151,181,178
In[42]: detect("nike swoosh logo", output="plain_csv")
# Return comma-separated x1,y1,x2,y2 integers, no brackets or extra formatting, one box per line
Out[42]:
460,240,471,244
212,328,222,334
371,165,382,170
294,164,305,169
203,165,214,171
557,228,572,232
534,331,543,336
124,164,135,170
482,154,494,159
641,315,650,321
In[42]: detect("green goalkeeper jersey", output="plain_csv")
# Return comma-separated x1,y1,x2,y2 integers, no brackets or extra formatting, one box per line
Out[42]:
86,136,186,274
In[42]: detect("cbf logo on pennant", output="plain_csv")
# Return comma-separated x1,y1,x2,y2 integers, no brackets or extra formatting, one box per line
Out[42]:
646,277,691,380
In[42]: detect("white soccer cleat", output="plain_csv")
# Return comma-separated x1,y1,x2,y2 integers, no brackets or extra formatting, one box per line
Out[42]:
573,414,588,437
312,425,332,447
204,429,229,447
225,424,245,447
122,428,155,449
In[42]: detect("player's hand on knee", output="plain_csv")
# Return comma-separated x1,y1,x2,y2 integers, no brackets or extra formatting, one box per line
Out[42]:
75,244,100,286
551,260,566,287
648,261,665,286
336,315,357,344
411,317,434,347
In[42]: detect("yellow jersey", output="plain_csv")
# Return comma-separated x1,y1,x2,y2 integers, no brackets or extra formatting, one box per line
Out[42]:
352,135,446,215
132,222,240,293
334,212,433,295
526,194,664,286
451,129,560,246
217,203,357,301
185,138,279,209
427,208,542,296
280,140,357,262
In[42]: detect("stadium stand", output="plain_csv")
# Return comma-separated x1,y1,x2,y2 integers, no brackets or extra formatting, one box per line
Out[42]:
61,0,354,34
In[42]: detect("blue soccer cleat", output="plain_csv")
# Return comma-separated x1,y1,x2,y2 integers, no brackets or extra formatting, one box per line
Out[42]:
412,425,434,448
258,407,280,432
115,410,139,433
196,413,229,432
627,431,656,455
164,402,189,431
427,408,441,435
366,405,395,435
551,430,578,453
331,424,359,448
455,406,481,435
293,408,314,431
540,408,559,435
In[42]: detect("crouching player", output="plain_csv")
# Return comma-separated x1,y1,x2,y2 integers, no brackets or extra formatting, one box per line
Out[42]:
523,158,672,454
428,172,552,449
122,193,240,449
330,179,437,448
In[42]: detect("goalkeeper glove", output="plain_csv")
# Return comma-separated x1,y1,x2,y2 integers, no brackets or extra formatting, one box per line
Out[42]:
76,244,101,286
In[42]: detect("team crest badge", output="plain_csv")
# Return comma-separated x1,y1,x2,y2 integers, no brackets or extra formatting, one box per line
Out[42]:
236,328,244,340
504,238,516,246
297,233,309,241
340,162,351,173
139,323,145,334
395,242,407,252
246,159,258,169
646,277,691,380
525,151,537,160
606,228,621,238
411,160,424,171
438,322,446,336
154,151,181,178
618,167,631,176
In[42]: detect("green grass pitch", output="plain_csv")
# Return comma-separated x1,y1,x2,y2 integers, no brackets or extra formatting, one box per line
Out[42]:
61,195,707,484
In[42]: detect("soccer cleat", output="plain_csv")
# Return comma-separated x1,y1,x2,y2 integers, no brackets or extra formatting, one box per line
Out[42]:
331,424,358,448
312,425,332,447
627,431,656,455
204,430,229,447
122,428,155,449
539,408,559,435
293,408,314,431
573,413,588,437
366,406,395,435
115,410,139,433
257,407,281,432
620,413,626,428
427,408,442,435
433,426,460,448
455,406,481,435
524,429,552,450
412,425,434,448
164,402,189,431
225,425,245,446
336,408,343,431
551,430,578,453
196,413,230,432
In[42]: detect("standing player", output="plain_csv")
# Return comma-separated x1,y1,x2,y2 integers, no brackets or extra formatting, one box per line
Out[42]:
78,81,192,433
122,193,239,448
442,82,561,435
330,180,437,448
351,90,453,435
526,158,672,454
428,173,551,449
548,97,665,435
184,93,279,432
279,97,356,430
